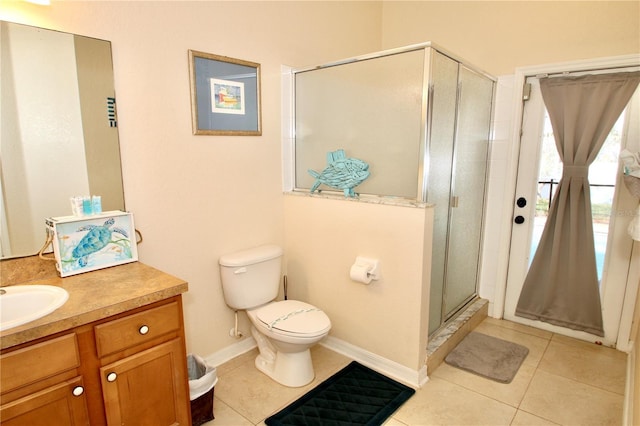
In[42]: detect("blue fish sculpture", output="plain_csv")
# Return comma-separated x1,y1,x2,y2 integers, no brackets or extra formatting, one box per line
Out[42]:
72,217,129,267
308,149,370,197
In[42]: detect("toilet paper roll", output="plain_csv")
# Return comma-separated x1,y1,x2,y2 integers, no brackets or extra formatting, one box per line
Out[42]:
350,264,372,284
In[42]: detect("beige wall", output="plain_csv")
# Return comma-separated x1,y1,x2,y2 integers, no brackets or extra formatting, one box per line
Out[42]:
2,0,638,373
283,195,433,370
381,1,640,76
1,1,383,358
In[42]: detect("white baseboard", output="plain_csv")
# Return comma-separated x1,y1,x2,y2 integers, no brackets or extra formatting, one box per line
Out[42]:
203,337,258,368
202,335,428,389
320,336,428,388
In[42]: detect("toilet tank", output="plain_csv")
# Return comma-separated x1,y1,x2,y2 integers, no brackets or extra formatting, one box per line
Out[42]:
219,245,283,310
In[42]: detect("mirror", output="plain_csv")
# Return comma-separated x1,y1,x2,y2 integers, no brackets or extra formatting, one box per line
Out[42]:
1,21,125,259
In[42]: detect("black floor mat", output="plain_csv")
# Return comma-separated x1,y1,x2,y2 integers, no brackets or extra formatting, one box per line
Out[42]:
265,361,415,426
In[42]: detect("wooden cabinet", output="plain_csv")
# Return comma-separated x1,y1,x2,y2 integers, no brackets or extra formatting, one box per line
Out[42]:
96,301,190,425
0,297,190,426
100,339,190,425
94,302,181,358
0,334,89,425
1,377,89,426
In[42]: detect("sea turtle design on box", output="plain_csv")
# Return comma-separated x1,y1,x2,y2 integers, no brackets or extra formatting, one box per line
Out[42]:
72,217,129,267
308,149,370,197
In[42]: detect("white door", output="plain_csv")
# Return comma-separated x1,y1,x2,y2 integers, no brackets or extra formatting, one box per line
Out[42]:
503,69,640,347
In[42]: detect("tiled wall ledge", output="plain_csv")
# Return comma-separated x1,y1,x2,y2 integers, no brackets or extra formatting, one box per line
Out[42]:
426,298,489,375
284,190,433,209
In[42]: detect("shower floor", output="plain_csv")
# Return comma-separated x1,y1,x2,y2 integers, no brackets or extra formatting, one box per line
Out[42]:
426,298,488,375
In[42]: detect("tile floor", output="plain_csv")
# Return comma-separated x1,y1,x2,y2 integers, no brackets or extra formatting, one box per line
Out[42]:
204,317,627,425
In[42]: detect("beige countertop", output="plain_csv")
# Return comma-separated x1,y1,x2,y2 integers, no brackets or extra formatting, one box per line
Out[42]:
0,261,188,350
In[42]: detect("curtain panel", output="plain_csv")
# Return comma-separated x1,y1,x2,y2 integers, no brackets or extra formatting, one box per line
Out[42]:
516,71,640,336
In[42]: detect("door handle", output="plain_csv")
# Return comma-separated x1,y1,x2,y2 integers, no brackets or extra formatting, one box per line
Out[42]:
516,197,527,208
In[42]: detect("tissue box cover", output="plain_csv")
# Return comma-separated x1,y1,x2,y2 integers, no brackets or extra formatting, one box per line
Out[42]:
46,211,138,277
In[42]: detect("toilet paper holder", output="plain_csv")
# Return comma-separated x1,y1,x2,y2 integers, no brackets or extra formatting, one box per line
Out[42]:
353,256,381,281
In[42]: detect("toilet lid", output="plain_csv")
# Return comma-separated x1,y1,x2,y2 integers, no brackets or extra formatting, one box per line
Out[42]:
256,300,330,335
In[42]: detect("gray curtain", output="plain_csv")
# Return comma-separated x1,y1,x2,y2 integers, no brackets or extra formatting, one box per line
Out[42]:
516,71,640,336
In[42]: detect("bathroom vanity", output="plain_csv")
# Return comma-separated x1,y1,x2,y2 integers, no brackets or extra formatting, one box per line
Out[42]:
0,261,191,425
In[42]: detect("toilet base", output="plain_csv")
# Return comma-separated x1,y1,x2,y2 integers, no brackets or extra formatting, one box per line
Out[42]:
251,327,315,387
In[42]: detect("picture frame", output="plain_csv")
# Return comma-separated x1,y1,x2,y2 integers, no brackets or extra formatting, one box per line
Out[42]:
189,50,262,136
46,211,138,277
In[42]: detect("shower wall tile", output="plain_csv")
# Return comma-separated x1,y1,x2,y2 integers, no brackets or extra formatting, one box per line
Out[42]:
479,74,516,314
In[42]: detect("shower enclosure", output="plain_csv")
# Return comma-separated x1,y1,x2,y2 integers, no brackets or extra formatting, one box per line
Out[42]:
292,43,495,336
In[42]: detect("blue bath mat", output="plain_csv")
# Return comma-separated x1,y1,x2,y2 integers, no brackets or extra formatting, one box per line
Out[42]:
264,361,415,426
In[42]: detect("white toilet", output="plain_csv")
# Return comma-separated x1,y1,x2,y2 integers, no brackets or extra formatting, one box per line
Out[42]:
219,245,331,387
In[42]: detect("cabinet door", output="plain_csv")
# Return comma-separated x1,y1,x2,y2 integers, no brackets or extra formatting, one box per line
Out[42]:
0,376,89,426
100,338,190,426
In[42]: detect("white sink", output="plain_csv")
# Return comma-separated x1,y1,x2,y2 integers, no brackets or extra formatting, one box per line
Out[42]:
0,285,69,331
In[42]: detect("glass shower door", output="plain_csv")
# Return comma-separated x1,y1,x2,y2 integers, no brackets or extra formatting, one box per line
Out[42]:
444,66,494,316
427,52,459,335
427,58,494,335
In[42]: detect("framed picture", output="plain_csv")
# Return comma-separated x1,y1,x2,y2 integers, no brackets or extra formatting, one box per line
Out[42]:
46,211,138,277
189,50,262,136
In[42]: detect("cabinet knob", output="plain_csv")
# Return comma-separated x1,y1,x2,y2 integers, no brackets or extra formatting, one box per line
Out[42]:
139,325,150,335
72,386,84,397
106,372,117,382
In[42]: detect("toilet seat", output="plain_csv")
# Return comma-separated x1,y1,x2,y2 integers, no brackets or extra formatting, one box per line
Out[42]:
253,300,331,338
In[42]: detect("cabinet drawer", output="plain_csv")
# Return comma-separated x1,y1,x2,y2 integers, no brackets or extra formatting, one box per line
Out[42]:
0,376,89,425
94,302,180,357
1,334,80,394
